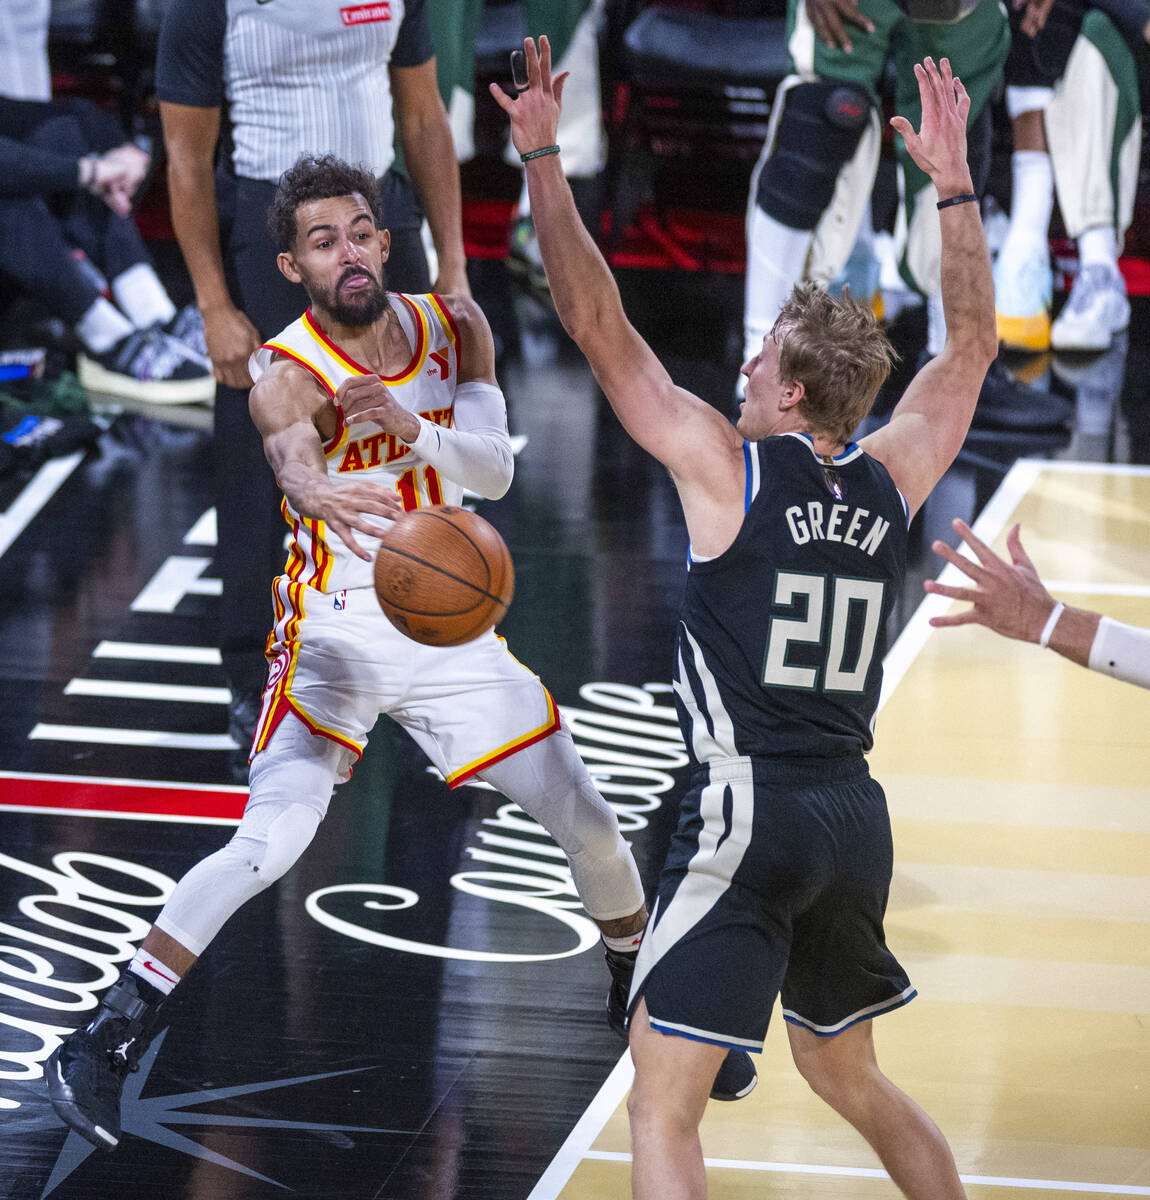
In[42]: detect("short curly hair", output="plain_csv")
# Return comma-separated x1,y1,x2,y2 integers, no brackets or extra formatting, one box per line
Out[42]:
269,154,383,252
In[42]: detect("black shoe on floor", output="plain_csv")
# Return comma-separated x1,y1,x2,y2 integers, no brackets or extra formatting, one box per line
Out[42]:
45,976,159,1150
604,944,638,1039
710,1049,757,1101
972,357,1074,432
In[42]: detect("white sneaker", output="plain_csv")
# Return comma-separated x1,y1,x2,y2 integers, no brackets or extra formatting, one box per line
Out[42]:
77,326,215,405
1051,264,1130,352
994,238,1052,352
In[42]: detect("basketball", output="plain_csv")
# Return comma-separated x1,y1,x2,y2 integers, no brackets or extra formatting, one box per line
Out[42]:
373,506,515,646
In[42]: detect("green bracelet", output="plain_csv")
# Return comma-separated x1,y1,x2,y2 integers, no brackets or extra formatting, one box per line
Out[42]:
520,144,560,163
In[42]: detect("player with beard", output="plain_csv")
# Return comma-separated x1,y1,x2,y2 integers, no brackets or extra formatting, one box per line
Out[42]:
44,154,754,1154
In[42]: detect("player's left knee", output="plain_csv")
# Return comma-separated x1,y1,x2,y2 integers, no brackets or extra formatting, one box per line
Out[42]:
568,777,624,858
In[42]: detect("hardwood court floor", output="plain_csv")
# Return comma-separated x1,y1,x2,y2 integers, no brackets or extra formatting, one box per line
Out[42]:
549,460,1150,1200
1,270,1148,1199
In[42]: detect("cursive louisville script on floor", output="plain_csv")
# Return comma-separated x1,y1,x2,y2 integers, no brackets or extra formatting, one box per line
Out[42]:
2,682,685,1109
307,682,686,961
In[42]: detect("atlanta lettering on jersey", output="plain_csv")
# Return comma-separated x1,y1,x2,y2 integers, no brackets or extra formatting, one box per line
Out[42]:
784,500,891,557
338,407,453,473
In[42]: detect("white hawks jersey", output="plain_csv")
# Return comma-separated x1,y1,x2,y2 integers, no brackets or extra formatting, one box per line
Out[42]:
251,291,460,594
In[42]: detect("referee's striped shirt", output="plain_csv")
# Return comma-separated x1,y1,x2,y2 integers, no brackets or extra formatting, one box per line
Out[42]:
155,0,434,183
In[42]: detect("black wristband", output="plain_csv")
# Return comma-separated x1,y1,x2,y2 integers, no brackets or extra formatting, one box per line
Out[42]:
937,192,978,210
520,144,560,163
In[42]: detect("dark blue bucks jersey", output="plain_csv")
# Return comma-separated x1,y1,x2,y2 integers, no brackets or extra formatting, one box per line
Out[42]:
673,432,909,765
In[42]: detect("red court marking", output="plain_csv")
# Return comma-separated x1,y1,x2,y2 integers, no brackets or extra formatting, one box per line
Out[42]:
0,773,247,820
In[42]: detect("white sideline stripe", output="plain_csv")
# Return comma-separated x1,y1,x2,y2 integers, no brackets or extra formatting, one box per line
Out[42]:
1032,460,1150,476
93,641,222,664
28,725,238,750
0,452,85,559
0,768,247,793
526,1052,636,1200
1042,581,1150,597
581,1152,1150,1195
530,460,1150,1200
64,679,231,704
0,804,241,827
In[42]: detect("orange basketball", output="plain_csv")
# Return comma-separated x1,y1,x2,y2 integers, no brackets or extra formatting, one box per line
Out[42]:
373,506,514,646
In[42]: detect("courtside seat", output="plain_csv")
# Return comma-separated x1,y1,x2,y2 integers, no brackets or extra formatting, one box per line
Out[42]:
602,2,789,269
621,6,788,89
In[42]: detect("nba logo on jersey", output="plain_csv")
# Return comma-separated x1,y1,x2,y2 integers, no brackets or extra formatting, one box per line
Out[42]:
333,589,348,611
823,469,845,502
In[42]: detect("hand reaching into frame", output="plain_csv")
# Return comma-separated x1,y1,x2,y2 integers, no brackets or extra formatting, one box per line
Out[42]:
924,519,1057,643
805,0,875,53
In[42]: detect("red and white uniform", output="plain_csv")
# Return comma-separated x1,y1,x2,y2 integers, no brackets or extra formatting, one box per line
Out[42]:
245,294,557,787
253,291,462,594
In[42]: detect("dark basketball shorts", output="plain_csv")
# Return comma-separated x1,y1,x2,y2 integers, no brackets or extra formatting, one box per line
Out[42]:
628,755,915,1051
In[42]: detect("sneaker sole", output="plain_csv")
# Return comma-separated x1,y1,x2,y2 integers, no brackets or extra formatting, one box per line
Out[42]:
1051,322,1129,354
996,310,1051,353
45,1047,120,1151
77,356,216,406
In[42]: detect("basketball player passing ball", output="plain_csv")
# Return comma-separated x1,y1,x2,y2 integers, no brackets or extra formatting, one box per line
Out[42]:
45,153,754,1154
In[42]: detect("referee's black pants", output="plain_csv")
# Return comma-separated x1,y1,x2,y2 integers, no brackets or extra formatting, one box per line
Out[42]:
216,169,432,704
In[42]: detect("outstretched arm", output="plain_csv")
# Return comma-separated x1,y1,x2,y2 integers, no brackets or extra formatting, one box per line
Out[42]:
859,58,997,518
489,38,740,493
250,360,404,560
925,518,1150,690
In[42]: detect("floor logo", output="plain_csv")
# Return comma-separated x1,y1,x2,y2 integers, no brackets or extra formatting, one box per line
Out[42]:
42,1030,392,1197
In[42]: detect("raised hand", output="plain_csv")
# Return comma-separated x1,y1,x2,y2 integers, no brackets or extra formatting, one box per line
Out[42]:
889,57,972,196
488,36,569,160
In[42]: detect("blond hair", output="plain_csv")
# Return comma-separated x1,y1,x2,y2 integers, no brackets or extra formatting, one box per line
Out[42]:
772,283,897,443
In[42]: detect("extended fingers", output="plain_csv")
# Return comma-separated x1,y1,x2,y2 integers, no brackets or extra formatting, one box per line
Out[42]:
930,537,983,582
1005,522,1038,572
539,34,553,88
951,517,1000,570
953,74,970,122
923,579,979,603
919,56,942,110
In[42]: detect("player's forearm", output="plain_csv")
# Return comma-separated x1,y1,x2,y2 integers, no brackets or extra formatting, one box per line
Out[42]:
1086,616,1150,689
273,458,340,522
936,180,996,363
166,152,233,314
525,153,621,350
401,116,467,289
407,420,513,499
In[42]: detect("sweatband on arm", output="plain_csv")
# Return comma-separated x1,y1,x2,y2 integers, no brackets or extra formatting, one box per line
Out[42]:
406,381,514,499
1087,616,1150,691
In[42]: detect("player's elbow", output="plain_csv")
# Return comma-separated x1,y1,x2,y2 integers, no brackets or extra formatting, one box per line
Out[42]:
477,444,514,500
556,281,622,354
